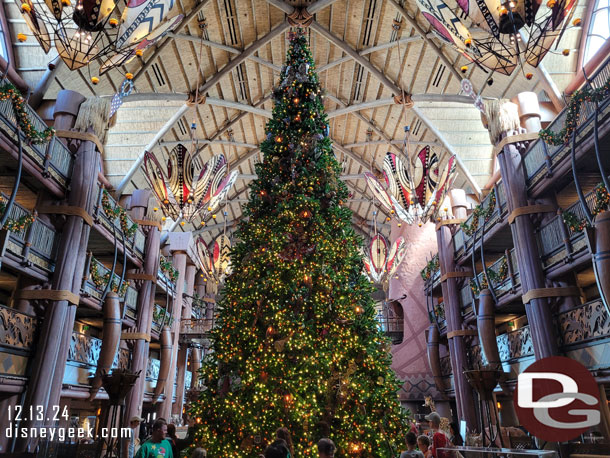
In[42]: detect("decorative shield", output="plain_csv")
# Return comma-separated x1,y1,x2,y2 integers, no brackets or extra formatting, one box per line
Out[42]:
212,234,232,276
386,237,408,277
364,172,394,213
195,236,215,280
369,234,389,282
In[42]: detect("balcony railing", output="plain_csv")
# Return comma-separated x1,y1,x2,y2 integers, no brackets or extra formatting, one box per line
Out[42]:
454,181,508,259
1,197,59,274
146,357,160,381
124,285,138,320
82,256,128,301
67,332,130,370
537,193,595,269
180,318,214,337
468,325,534,368
152,303,171,332
0,99,73,188
557,299,610,348
467,249,520,305
0,303,39,352
94,186,146,259
523,53,610,189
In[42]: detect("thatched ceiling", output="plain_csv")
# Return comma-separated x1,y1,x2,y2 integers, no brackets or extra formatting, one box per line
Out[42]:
5,0,588,241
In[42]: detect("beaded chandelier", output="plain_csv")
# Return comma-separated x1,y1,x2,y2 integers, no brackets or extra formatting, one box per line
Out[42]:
363,234,408,283
16,0,183,73
416,0,576,75
195,234,232,284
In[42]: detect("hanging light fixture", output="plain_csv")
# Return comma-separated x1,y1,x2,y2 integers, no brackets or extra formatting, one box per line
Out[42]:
17,0,184,73
363,234,408,283
143,146,238,224
365,127,457,225
415,0,576,75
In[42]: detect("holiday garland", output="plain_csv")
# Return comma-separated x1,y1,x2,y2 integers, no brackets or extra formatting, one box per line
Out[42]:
562,183,610,232
159,255,179,283
433,303,445,321
101,190,138,238
469,256,509,295
420,255,440,281
89,258,129,296
540,75,610,145
460,190,496,236
0,196,36,232
152,306,174,327
0,82,55,144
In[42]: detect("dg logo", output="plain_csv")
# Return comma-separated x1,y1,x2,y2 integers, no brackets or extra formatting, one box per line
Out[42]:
514,356,601,442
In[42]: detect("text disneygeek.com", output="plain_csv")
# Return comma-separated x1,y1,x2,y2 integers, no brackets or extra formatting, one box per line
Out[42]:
5,425,133,441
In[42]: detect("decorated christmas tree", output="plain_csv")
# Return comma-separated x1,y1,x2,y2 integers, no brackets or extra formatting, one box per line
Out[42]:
190,30,409,457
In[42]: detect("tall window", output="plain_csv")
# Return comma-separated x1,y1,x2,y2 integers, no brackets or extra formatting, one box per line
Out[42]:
584,0,610,64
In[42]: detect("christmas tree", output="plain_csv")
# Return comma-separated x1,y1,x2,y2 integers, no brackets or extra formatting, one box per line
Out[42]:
190,30,409,457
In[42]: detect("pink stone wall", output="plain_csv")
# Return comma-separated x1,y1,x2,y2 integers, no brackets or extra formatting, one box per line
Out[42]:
387,220,442,401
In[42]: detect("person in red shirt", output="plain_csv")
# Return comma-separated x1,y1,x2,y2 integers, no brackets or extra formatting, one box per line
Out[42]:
425,412,452,458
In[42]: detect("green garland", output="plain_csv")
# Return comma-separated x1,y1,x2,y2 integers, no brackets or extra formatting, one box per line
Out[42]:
0,82,54,144
433,303,445,321
562,183,610,232
160,255,179,283
540,76,610,145
89,258,129,296
152,306,174,327
470,256,508,295
0,197,36,232
101,190,138,238
460,190,496,237
420,255,440,281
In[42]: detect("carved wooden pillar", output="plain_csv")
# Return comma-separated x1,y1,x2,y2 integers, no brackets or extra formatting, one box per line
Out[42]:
172,263,197,418
157,233,190,419
190,347,202,388
437,222,477,429
123,190,161,424
489,97,558,359
17,90,100,452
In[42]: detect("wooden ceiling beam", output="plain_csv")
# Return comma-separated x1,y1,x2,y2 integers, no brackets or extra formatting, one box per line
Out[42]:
167,33,241,54
160,139,258,149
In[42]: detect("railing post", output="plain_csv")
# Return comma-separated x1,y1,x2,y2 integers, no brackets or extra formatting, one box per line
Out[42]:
557,210,574,262
20,215,36,266
505,249,516,293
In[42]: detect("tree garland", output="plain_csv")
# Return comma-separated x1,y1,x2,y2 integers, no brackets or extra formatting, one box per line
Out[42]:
152,306,174,327
0,197,36,232
101,190,138,238
469,256,508,295
562,183,610,232
540,75,610,145
460,190,496,237
160,255,179,283
0,83,55,144
89,258,129,296
420,255,440,281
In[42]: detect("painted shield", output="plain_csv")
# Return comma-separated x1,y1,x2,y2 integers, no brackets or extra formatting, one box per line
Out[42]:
364,172,394,214
383,152,414,210
166,144,193,207
387,236,408,277
201,170,238,220
389,195,415,225
117,0,178,49
143,150,172,213
19,1,52,53
195,236,215,279
369,234,388,281
212,234,231,274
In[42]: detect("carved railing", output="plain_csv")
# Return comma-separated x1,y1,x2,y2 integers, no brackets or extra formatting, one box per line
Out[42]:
538,194,594,268
524,53,610,188
460,283,474,315
557,300,610,347
124,285,138,320
1,198,59,274
377,313,404,345
67,332,130,370
0,304,39,351
468,325,533,368
152,304,170,333
93,186,146,260
146,357,160,381
0,99,73,188
470,249,520,301
180,318,214,337
454,181,508,259
157,266,176,292
82,256,127,301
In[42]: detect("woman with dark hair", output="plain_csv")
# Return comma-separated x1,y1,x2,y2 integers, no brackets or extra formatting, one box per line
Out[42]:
264,439,290,458
449,422,464,446
275,427,294,457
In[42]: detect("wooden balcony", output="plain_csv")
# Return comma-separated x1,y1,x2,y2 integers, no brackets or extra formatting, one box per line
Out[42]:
0,304,39,381
180,318,215,340
0,99,73,193
0,199,59,279
81,256,133,303
523,53,610,196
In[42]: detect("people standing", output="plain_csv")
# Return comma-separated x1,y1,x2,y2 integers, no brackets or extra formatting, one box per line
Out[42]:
317,438,336,458
417,435,430,458
135,419,173,458
127,416,144,458
275,427,294,457
449,422,464,446
401,432,425,458
425,412,451,458
263,439,290,458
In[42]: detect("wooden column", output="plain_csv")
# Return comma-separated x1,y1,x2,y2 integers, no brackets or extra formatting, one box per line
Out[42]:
123,190,160,424
490,97,558,359
437,222,477,430
172,263,197,419
157,233,191,420
17,90,99,451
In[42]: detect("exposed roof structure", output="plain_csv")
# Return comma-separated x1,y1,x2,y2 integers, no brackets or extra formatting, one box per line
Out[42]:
4,0,588,241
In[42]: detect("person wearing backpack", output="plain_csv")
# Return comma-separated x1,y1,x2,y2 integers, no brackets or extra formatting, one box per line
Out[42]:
425,412,452,458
